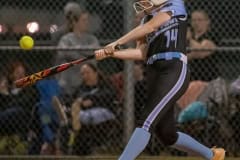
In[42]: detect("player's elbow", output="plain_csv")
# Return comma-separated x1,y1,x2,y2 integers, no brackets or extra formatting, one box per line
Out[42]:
139,50,147,60
134,46,146,59
131,48,145,60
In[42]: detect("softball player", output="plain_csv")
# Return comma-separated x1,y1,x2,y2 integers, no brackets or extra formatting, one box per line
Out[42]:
95,0,225,160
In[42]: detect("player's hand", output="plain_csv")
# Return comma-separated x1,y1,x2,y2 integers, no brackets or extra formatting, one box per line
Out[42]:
103,46,115,56
102,42,121,57
95,42,121,60
105,42,119,53
95,49,108,60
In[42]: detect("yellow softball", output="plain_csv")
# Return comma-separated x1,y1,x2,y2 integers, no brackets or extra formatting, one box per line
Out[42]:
19,35,34,50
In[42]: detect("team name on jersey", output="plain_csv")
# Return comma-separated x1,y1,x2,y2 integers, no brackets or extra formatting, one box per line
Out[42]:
146,17,179,44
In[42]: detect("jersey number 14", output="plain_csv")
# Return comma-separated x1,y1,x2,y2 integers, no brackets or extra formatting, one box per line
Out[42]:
164,28,178,48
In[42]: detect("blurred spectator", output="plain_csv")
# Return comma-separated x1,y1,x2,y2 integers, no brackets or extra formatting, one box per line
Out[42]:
110,71,124,104
187,10,219,81
176,81,209,124
55,4,100,95
176,78,231,148
7,61,40,154
0,69,28,136
51,2,85,44
35,79,62,155
108,61,147,126
7,60,40,118
177,80,209,110
83,0,124,42
0,70,10,107
0,61,40,154
70,62,118,155
176,78,227,120
6,61,66,155
0,76,24,155
187,10,216,60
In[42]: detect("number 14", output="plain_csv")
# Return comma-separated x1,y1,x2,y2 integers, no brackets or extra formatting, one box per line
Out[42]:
164,28,178,48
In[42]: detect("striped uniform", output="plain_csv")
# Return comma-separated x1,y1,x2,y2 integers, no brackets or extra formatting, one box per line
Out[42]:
138,0,190,145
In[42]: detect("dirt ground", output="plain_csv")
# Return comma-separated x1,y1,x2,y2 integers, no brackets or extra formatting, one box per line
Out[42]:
0,156,239,160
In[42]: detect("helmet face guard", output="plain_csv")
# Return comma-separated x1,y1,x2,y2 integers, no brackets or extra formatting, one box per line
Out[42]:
133,1,154,14
133,0,168,14
151,0,168,5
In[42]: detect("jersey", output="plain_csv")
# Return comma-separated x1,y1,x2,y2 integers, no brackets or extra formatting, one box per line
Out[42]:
140,0,188,58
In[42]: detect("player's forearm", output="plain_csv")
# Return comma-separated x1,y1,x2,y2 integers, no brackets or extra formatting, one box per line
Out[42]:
116,25,154,45
112,48,145,60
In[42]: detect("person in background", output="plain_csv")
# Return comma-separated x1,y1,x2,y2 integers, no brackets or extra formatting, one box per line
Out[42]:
187,10,219,81
0,69,29,154
55,3,100,95
187,10,216,60
51,2,85,45
7,60,40,119
5,60,40,154
0,69,26,135
70,62,117,155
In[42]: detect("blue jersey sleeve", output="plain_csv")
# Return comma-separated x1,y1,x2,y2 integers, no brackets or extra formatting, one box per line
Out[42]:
159,0,187,17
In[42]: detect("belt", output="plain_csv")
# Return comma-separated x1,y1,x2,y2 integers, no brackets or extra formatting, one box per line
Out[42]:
146,52,187,65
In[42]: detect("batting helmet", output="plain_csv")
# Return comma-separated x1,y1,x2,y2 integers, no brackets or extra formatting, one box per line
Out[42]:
133,0,168,13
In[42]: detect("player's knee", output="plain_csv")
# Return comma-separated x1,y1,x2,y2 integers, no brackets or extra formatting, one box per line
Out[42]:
156,130,178,146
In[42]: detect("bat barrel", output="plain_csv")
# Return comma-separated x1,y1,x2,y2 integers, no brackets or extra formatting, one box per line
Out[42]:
15,78,33,88
13,55,95,88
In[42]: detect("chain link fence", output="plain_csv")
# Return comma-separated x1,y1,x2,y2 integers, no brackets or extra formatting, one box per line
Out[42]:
0,0,240,158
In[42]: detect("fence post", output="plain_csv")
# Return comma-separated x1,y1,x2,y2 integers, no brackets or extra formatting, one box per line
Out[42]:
123,0,135,144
